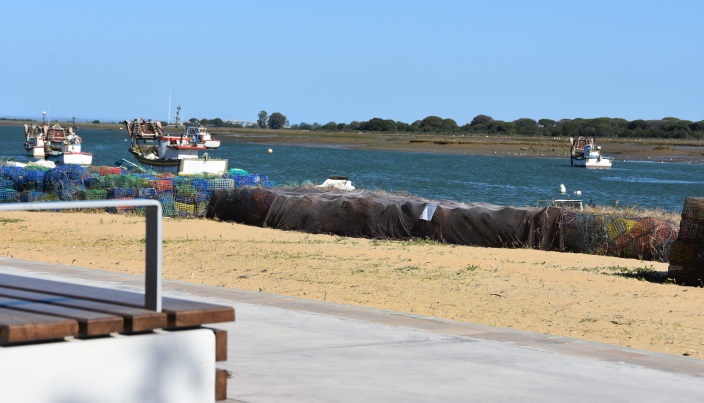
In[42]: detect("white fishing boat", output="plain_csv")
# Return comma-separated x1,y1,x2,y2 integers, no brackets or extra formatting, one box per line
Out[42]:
23,123,46,157
186,125,221,149
44,121,92,166
125,117,227,174
570,136,612,168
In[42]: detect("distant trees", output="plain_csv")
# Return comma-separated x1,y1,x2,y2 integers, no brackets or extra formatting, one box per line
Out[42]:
257,111,268,128
441,118,458,132
538,118,556,127
179,109,704,140
514,118,538,135
268,112,288,129
470,114,493,126
321,121,338,131
359,117,397,132
420,116,443,131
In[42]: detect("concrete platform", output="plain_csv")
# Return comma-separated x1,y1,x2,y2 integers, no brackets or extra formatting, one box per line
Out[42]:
2,257,703,402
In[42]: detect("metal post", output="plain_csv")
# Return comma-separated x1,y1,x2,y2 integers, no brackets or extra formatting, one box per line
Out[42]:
0,200,163,311
144,204,162,311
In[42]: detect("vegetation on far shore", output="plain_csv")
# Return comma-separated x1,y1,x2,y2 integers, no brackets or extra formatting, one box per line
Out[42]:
4,112,704,141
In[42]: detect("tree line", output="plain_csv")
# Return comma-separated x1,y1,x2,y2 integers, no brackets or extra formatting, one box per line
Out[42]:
188,112,704,140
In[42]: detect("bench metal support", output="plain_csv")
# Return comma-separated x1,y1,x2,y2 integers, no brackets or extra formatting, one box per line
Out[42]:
0,200,163,311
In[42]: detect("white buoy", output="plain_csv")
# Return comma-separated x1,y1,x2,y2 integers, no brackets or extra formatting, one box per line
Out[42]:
559,184,566,193
575,190,581,195
268,148,273,154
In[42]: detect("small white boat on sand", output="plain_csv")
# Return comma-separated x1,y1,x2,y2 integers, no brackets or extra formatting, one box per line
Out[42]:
570,136,612,168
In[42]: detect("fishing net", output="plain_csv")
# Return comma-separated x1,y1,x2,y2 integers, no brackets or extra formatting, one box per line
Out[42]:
681,197,704,221
611,217,678,261
84,189,108,200
668,197,704,285
0,189,19,202
19,191,46,202
99,166,123,176
0,178,15,189
208,188,563,247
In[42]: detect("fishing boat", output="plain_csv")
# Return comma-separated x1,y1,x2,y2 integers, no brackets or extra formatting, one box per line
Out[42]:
23,124,46,157
186,125,221,149
125,117,228,174
43,121,93,166
569,136,612,168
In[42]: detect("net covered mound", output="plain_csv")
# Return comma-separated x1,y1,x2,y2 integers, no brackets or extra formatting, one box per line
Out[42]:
207,188,565,250
208,187,680,260
561,212,678,262
668,197,704,285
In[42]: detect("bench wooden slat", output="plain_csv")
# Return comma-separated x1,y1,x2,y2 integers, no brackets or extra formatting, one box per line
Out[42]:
0,295,124,336
0,307,78,344
159,299,235,328
0,286,165,333
0,273,235,327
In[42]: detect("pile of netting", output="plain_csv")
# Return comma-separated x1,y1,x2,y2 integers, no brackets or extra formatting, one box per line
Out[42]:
207,187,679,262
0,163,273,218
561,210,678,262
208,188,564,249
668,197,704,285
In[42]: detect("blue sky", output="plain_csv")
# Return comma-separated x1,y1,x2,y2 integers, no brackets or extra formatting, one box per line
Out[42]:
2,1,702,125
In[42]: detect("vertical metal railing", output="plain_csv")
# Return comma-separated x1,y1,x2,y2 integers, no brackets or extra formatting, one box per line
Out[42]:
0,200,163,311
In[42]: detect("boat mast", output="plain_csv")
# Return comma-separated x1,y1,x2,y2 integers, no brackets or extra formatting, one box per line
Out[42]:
174,104,182,127
167,71,172,125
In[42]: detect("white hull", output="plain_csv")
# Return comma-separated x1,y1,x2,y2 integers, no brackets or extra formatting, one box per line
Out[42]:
46,152,93,166
572,157,612,168
204,140,221,149
178,158,229,175
26,146,45,158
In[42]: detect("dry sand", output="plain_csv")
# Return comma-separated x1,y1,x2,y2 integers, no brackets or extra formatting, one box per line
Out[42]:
1,210,703,360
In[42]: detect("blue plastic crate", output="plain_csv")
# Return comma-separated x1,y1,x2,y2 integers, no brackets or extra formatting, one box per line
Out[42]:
0,188,18,202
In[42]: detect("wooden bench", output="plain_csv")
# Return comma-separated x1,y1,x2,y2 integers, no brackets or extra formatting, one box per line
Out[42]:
0,273,234,401
0,199,235,401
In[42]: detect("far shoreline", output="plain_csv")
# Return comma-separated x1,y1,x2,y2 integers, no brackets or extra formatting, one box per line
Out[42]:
3,119,704,164
216,132,704,164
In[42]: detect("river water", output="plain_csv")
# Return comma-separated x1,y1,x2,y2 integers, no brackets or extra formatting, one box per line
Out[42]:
1,125,701,212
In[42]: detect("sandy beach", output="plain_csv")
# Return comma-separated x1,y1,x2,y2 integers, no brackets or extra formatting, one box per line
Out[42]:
1,209,702,360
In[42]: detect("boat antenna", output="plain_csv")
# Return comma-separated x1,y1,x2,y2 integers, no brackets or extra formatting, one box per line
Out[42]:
167,70,172,125
174,104,181,127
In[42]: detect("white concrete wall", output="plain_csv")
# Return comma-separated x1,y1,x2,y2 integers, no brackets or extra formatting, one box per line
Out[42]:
0,329,215,403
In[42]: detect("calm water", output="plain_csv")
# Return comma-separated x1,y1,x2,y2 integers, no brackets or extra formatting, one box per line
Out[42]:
1,125,701,212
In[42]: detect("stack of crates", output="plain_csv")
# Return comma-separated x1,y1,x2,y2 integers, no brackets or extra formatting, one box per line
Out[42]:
0,162,273,220
19,191,46,202
0,178,16,203
174,183,196,218
150,178,176,217
668,197,704,286
0,188,18,203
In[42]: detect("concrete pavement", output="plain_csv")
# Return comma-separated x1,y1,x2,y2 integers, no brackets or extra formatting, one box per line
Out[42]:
1,257,703,402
